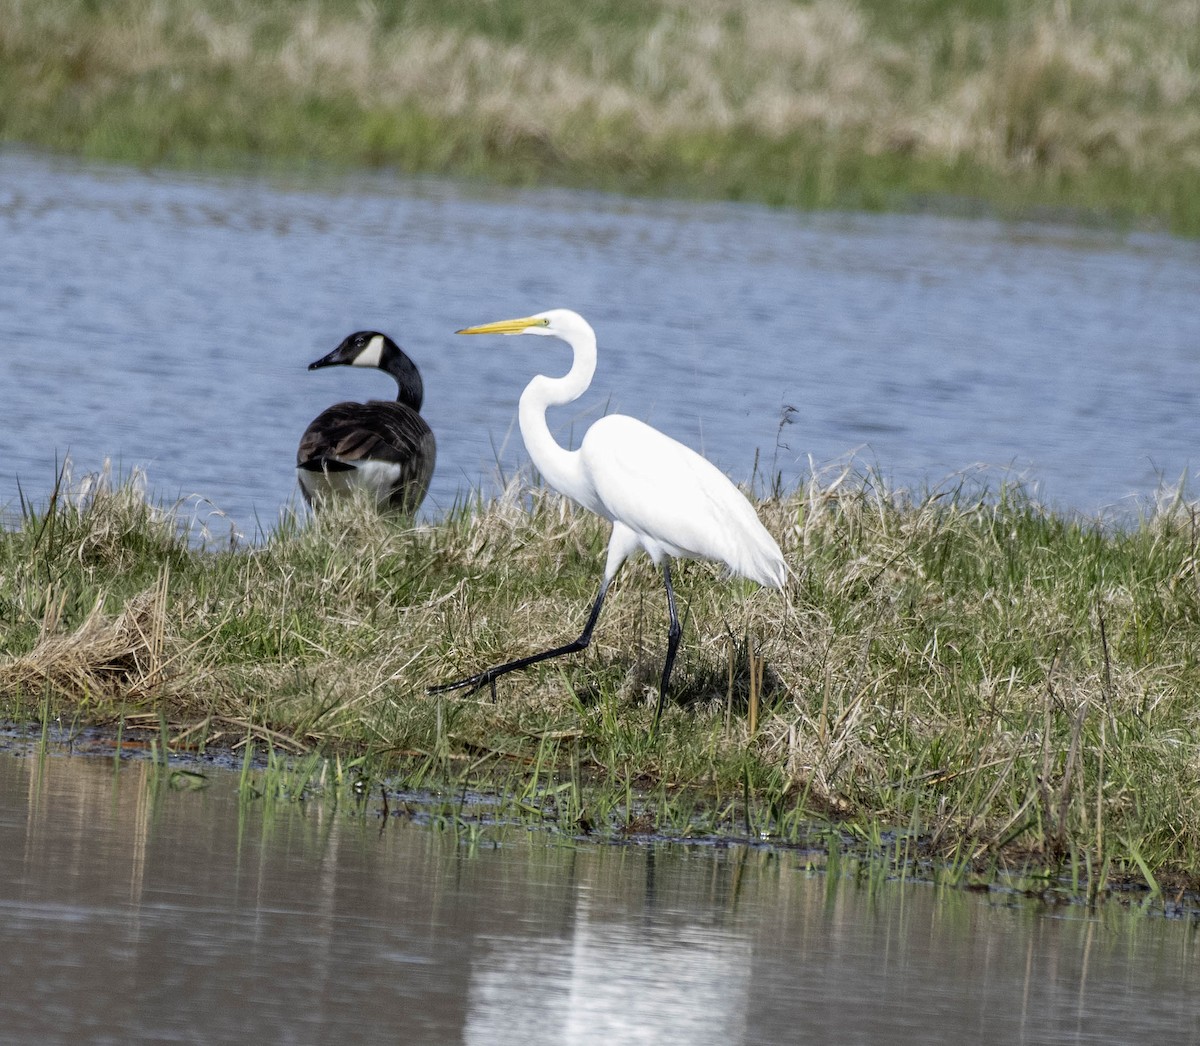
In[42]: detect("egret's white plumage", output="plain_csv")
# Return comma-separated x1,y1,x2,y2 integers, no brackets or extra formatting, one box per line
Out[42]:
431,308,786,726
577,415,787,587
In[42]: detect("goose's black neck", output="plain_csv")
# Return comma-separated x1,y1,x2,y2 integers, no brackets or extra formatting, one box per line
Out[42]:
379,342,424,413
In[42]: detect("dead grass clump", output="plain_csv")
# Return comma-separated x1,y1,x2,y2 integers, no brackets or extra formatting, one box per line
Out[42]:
0,570,175,706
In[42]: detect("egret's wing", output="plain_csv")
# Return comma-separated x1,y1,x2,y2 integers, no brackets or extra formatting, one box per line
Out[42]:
580,415,784,586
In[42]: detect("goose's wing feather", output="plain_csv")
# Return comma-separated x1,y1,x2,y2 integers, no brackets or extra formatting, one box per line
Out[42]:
297,401,436,511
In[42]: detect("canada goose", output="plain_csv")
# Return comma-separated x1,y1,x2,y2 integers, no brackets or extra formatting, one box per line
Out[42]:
296,331,436,514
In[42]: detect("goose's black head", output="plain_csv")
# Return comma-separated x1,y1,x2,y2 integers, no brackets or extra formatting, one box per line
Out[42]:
308,331,425,412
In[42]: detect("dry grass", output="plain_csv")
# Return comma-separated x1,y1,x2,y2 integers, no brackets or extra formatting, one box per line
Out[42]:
1,572,174,705
154,0,1200,173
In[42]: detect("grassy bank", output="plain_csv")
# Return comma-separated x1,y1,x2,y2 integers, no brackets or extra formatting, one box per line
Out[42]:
3,466,1200,904
3,0,1200,233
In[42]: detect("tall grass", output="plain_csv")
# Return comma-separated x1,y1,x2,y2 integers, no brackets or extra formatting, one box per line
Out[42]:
3,464,1200,901
2,0,1199,232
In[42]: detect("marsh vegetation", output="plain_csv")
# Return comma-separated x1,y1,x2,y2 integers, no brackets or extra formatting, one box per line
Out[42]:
3,465,1199,904
3,0,1200,233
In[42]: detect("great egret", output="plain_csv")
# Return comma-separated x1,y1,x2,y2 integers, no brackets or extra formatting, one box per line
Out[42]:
297,331,436,514
430,308,786,725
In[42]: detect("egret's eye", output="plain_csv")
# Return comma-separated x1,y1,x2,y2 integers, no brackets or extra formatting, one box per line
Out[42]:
427,307,785,734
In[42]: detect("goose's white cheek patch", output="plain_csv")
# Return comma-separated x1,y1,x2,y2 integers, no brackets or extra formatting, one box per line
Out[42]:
351,335,385,369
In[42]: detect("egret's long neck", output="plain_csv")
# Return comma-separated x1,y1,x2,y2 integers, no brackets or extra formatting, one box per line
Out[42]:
518,327,597,499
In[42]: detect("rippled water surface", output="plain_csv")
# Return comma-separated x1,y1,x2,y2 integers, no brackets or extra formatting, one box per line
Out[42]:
2,747,1199,1045
3,150,1200,536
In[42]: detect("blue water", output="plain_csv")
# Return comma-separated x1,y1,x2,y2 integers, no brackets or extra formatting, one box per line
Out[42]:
2,746,1199,1045
3,149,1199,538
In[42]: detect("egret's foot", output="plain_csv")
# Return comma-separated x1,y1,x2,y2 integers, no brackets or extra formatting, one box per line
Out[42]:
428,668,503,701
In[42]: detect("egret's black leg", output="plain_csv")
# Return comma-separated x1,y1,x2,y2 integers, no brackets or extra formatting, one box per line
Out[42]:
653,562,683,729
429,577,613,696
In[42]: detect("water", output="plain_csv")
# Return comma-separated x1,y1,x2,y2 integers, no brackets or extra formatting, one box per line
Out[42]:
1,745,1198,1045
3,150,1200,539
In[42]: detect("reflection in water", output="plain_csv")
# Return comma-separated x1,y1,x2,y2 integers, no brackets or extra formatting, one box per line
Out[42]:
1,748,1198,1045
466,854,752,1045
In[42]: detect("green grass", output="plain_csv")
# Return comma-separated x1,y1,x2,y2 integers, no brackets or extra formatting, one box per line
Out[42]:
2,0,1200,233
3,464,1200,907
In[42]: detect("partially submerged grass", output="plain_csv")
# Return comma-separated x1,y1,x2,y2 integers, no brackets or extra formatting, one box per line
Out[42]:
3,465,1200,906
3,0,1200,233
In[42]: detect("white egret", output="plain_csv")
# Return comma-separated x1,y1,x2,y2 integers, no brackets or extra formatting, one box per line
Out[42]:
297,331,436,514
430,309,786,726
